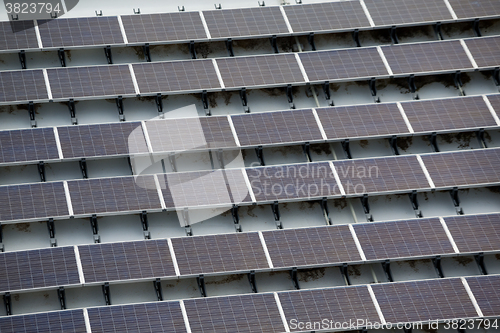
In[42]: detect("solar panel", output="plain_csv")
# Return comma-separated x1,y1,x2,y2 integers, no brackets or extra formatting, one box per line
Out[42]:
353,218,455,260
466,275,500,317
444,213,500,253
133,60,220,94
246,162,340,202
231,109,323,146
364,0,453,26
401,96,497,133
464,36,500,69
488,94,500,114
0,70,48,103
172,232,269,275
202,6,289,39
449,0,500,19
278,286,380,331
382,40,473,75
262,225,361,268
67,175,162,215
159,169,251,208
47,65,136,100
58,122,148,159
0,310,87,333
284,1,371,33
0,247,80,293
299,48,389,82
146,116,237,153
333,155,431,195
316,103,409,140
78,239,176,283
184,293,285,333
371,279,478,323
0,127,59,164
121,12,207,44
420,148,500,188
37,17,124,48
216,54,305,89
0,21,39,51
0,182,69,222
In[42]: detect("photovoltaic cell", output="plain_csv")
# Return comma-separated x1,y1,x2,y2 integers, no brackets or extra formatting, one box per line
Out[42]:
88,302,187,333
372,279,478,323
488,94,500,114
0,127,59,164
466,275,500,317
37,17,124,48
0,182,69,221
133,60,220,94
353,218,455,260
364,0,453,26
401,96,497,133
231,109,323,146
216,54,305,88
382,40,473,75
121,12,207,44
67,175,161,215
58,122,148,159
262,225,361,268
317,103,409,140
449,0,500,19
172,232,269,275
0,247,80,293
145,116,237,153
299,48,388,82
78,239,176,283
444,213,500,253
464,36,500,69
246,162,340,202
0,21,39,51
284,1,371,33
0,310,87,333
333,155,431,195
47,65,136,99
184,293,285,333
278,286,380,331
202,6,289,39
420,148,500,188
0,70,48,103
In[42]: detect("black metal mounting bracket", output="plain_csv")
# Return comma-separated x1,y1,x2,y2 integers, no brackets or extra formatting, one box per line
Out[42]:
302,142,312,162
133,8,140,14
429,132,440,152
240,88,250,112
178,6,185,11
90,214,101,243
255,146,265,166
450,187,464,215
408,74,419,100
340,263,351,285
432,256,444,278
321,198,332,225
182,209,192,236
155,93,163,115
104,45,113,64
68,99,77,125
38,161,46,182
214,4,222,9
475,253,488,275
473,18,481,37
58,48,66,67
454,71,465,96
369,78,380,103
308,32,316,51
216,149,225,169
341,139,352,159
168,153,177,172
232,204,242,232
476,128,487,148
226,38,234,57
323,81,333,105
47,218,57,247
381,260,394,282
352,29,361,47
58,287,66,309
272,201,282,229
143,43,151,62
154,278,163,301
95,10,102,16
390,26,399,44
389,135,400,155
28,101,36,128
0,223,4,252
434,22,443,40
11,14,18,20
493,67,500,89
409,191,423,218
197,275,207,297
270,35,279,53
290,267,300,289
141,211,150,239
201,90,210,115
19,50,26,69
286,84,295,109
102,282,111,305
248,270,258,293
80,158,88,179
4,293,11,316
360,194,373,222
189,41,196,59
116,96,125,121
258,1,265,6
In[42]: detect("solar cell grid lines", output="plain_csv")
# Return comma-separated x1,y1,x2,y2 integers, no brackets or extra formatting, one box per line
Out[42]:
284,1,371,33
372,279,478,323
78,239,176,283
316,103,410,140
464,36,500,68
202,6,289,39
0,70,48,103
184,293,285,333
216,54,305,88
401,96,497,133
262,225,362,268
299,48,389,82
231,109,323,146
0,310,87,333
133,60,221,94
0,127,59,164
47,65,136,99
172,232,269,275
449,0,500,19
488,94,500,114
121,12,207,44
0,21,39,51
420,148,500,188
466,275,500,317
444,213,500,253
37,17,124,48
353,218,455,260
